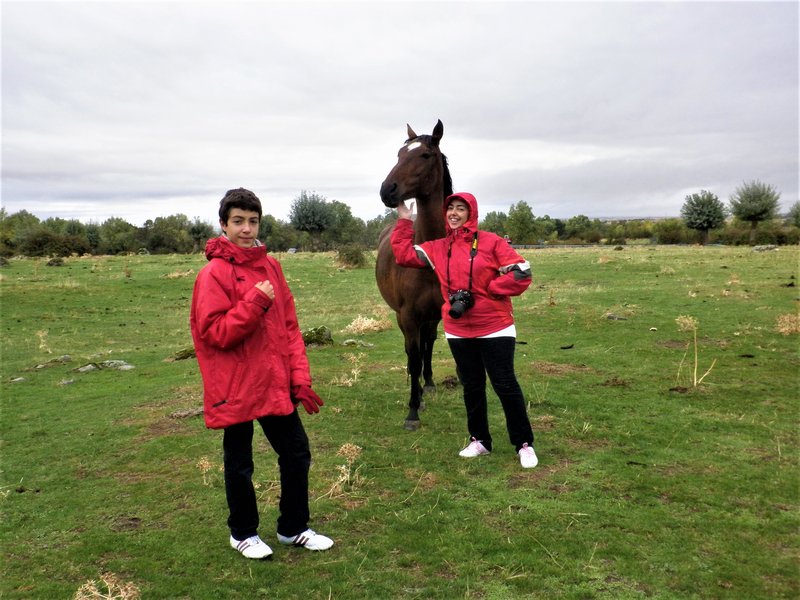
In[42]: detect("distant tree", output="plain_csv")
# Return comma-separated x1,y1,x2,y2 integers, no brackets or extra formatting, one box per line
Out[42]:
322,200,366,249
681,190,727,245
289,191,335,250
143,214,193,254
364,210,396,248
534,215,558,241
563,215,592,241
623,220,653,240
260,214,303,252
653,218,689,244
506,201,537,244
480,211,508,237
787,201,800,228
17,225,90,257
729,180,780,244
85,223,101,253
98,217,138,254
189,217,215,253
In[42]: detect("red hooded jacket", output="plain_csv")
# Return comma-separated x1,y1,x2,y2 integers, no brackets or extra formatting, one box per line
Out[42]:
390,192,532,338
190,236,311,429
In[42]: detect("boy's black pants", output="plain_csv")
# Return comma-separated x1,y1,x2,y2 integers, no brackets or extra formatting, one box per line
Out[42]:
223,410,311,540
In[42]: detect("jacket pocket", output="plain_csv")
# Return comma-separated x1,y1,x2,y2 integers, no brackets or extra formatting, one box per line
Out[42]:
218,358,245,407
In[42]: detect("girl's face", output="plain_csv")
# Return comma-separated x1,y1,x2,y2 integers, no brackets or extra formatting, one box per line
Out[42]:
446,200,470,230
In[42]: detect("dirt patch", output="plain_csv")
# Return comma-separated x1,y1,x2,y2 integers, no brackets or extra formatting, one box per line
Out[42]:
531,415,557,430
109,516,141,532
658,340,689,349
776,313,800,335
403,469,439,491
530,361,595,376
600,377,629,387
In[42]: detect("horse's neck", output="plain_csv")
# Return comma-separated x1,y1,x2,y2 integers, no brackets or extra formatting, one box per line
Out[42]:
414,194,446,243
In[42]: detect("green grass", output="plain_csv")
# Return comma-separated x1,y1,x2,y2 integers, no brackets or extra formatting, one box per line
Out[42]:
1,246,798,599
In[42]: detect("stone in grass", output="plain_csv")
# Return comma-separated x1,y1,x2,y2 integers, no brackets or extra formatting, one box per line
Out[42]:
302,326,333,346
34,355,73,369
341,339,374,348
165,347,196,362
74,360,135,372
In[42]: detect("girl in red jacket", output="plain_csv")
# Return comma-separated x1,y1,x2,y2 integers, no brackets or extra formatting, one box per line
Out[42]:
190,188,333,559
392,192,539,469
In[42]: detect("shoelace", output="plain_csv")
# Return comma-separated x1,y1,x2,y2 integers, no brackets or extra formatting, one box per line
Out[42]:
237,536,261,551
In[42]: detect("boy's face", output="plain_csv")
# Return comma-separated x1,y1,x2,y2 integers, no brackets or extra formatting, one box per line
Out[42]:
221,208,260,248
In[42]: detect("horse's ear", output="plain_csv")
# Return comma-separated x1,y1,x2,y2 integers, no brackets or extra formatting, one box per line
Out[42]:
431,119,444,145
407,124,417,140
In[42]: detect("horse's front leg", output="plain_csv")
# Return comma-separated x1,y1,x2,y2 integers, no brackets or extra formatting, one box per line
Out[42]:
420,320,438,396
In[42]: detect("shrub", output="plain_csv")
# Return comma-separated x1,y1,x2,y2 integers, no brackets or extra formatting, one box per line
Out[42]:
336,244,368,268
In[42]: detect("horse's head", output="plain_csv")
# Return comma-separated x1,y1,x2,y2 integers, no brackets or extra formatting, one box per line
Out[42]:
380,120,450,208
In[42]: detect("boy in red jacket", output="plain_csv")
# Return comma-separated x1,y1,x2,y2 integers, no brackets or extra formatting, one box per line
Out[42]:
190,188,333,559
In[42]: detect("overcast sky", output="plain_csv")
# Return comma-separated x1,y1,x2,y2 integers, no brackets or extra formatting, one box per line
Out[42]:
2,0,797,227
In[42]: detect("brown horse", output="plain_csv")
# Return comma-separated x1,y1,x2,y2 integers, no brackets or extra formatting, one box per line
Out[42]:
376,120,453,430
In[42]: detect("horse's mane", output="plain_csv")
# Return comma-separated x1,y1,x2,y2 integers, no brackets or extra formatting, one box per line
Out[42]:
441,153,453,198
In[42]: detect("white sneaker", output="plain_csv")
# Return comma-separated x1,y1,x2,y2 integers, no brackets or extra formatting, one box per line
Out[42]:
230,535,273,559
459,438,490,458
519,443,538,468
277,528,334,551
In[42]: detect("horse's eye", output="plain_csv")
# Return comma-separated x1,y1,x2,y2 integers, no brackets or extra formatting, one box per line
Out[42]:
420,153,432,159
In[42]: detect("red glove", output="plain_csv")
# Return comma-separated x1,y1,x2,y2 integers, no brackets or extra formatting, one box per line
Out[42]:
291,385,324,414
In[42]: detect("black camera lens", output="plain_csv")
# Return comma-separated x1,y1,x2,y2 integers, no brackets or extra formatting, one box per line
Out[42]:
448,290,474,319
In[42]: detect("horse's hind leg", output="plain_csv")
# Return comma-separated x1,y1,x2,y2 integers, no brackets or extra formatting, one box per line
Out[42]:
420,320,438,397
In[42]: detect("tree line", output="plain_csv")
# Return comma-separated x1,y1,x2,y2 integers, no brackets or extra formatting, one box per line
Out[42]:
2,183,797,258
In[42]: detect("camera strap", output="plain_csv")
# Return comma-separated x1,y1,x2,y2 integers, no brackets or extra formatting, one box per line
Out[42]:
446,231,479,294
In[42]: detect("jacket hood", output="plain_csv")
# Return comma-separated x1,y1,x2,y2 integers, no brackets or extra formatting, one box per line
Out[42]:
443,192,479,238
204,235,266,264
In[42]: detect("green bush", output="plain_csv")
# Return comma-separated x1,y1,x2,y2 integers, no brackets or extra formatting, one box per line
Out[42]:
336,244,368,268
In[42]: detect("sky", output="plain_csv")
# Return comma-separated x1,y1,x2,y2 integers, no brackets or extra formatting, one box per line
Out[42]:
2,0,798,227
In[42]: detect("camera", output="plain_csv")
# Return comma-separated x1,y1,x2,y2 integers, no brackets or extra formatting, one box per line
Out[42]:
448,289,474,319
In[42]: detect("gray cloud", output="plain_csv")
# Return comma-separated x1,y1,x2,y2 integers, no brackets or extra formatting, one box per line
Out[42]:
2,1,797,226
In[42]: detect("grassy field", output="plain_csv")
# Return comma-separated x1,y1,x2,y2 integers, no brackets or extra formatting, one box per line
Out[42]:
1,245,798,599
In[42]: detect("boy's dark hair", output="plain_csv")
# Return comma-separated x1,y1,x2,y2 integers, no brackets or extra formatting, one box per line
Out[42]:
218,188,263,224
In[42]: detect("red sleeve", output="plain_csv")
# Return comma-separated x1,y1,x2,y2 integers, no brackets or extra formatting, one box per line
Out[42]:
486,237,532,297
390,219,430,268
192,267,272,350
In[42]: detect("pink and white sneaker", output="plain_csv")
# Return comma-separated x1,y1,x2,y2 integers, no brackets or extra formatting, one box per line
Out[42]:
459,438,490,458
518,443,539,468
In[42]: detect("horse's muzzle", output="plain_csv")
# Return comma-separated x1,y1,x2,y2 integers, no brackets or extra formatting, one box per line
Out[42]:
380,181,400,207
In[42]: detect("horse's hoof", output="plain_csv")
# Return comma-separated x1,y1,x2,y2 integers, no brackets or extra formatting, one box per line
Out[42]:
423,385,436,395
404,419,421,431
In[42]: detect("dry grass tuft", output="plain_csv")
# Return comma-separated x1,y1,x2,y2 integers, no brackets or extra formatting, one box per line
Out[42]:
342,315,392,335
776,313,800,335
319,443,364,500
674,315,716,388
161,269,194,279
74,572,140,599
329,352,365,387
